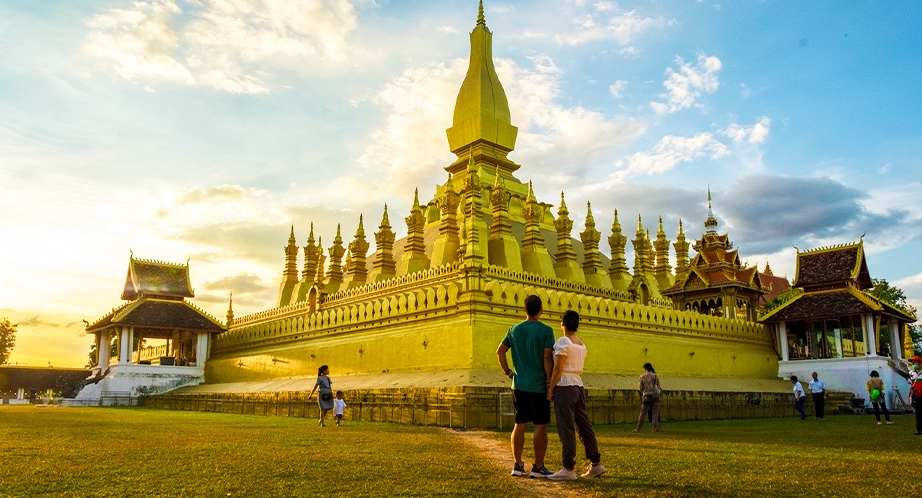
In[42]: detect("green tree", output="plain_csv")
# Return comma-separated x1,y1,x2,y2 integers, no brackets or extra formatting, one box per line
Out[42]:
761,287,802,314
0,317,17,364
868,278,920,355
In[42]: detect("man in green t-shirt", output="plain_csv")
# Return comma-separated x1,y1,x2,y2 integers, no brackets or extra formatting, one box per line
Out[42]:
496,294,555,478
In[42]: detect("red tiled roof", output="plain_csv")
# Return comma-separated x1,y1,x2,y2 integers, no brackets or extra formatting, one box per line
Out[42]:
794,243,871,289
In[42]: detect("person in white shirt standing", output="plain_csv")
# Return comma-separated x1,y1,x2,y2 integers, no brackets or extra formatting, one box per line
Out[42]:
791,375,806,420
808,372,827,419
546,310,606,481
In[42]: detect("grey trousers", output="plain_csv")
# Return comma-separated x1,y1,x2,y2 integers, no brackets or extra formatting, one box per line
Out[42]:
553,385,601,470
637,394,661,429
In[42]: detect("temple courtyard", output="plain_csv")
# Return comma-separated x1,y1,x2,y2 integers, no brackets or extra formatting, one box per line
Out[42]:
0,406,916,497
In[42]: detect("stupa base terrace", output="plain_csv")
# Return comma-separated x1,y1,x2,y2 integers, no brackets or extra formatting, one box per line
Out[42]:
147,265,797,427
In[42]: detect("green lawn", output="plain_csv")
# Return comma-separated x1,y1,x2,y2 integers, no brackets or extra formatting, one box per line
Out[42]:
0,406,917,497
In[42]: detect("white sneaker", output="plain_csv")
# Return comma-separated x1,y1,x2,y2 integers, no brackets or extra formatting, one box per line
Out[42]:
547,468,578,481
581,463,607,478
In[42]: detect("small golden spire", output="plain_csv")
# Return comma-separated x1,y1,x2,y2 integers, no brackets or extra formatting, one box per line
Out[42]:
477,0,485,26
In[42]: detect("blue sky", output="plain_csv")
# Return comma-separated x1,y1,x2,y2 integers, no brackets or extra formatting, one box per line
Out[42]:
1,0,920,366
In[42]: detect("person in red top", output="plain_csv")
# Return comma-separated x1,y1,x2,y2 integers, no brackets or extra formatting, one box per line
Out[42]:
909,356,922,435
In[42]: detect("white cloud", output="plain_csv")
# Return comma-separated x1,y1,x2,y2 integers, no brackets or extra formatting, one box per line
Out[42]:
609,79,628,98
85,0,359,94
613,133,729,181
84,0,195,85
334,54,643,208
722,117,771,145
554,10,660,47
650,53,722,114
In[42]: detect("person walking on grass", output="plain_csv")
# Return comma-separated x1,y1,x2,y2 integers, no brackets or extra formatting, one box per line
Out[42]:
634,363,662,433
791,375,806,420
808,372,827,419
496,294,555,478
908,356,922,435
333,391,347,426
866,371,892,426
308,364,333,427
546,310,606,481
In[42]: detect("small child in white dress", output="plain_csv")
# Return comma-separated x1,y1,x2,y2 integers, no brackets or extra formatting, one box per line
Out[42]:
333,391,347,426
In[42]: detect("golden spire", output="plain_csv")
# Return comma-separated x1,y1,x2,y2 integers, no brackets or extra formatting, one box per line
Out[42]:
705,187,718,233
226,292,234,327
445,0,518,174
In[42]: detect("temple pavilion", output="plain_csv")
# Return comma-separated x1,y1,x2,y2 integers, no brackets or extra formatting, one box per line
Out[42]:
188,2,787,417
662,190,772,321
761,240,917,405
77,256,225,402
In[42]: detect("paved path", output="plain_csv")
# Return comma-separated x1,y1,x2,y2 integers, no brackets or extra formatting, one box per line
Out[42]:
447,428,573,498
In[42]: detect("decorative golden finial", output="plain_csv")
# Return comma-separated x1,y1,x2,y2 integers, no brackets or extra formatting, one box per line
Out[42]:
382,204,389,224
585,202,595,226
413,188,420,210
637,214,643,232
334,224,342,243
477,0,485,26
678,218,684,234
356,214,365,237
526,180,535,201
658,216,665,234
559,191,567,210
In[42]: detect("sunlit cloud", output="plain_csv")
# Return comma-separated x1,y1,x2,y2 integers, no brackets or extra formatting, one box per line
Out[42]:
554,9,662,48
611,133,729,182
84,0,194,85
84,0,359,94
722,117,771,145
650,53,722,114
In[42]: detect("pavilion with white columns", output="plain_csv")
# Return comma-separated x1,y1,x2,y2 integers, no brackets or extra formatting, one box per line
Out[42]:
762,240,916,406
76,256,225,403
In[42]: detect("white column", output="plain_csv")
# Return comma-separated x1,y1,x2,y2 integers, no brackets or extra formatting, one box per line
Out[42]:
889,319,902,360
779,322,790,361
119,326,131,364
865,314,877,356
195,332,210,367
96,332,110,369
17,388,24,400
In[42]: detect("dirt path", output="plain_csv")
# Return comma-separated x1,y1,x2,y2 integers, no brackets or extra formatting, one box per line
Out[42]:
447,428,573,498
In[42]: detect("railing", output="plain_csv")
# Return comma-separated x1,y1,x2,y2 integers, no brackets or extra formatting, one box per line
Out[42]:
141,388,804,429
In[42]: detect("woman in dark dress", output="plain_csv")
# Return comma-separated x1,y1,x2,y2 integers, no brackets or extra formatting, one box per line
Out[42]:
308,365,333,426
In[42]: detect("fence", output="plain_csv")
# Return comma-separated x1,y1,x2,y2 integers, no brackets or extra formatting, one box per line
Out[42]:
140,388,812,428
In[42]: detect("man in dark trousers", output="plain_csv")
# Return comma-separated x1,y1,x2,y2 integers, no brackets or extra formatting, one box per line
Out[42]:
496,294,555,478
808,371,827,419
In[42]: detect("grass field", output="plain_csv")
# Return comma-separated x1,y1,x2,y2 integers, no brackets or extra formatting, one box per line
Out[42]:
0,406,918,497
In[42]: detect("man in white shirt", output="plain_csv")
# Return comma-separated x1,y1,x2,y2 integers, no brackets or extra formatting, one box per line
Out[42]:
791,375,806,420
808,372,827,419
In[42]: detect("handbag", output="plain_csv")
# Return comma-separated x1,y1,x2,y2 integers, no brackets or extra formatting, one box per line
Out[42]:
642,393,655,405
321,391,333,402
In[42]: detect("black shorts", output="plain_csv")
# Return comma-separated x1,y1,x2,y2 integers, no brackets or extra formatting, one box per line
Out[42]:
512,390,551,425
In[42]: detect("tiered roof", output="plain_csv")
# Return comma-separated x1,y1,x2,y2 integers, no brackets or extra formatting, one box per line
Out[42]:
122,256,194,300
88,255,225,336
762,240,915,323
792,241,872,290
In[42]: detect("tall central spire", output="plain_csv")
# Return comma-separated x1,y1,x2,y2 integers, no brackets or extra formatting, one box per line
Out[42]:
445,1,519,176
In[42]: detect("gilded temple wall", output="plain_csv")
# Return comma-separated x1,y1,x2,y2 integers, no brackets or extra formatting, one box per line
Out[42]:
207,263,777,386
